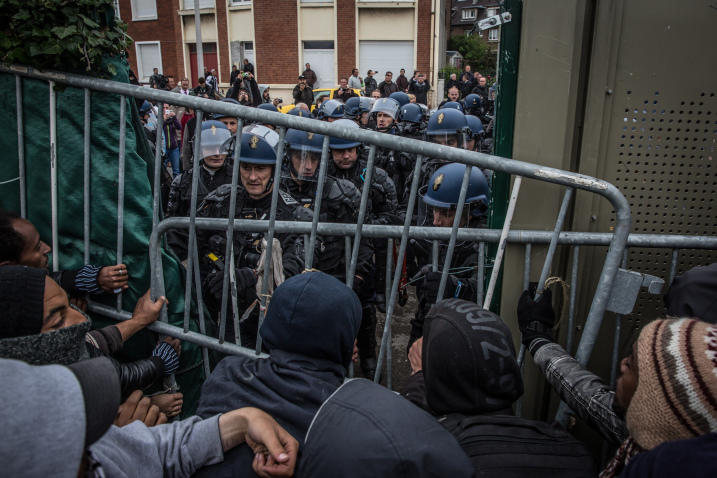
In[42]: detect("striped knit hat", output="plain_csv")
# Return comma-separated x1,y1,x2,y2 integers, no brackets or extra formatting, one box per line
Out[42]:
626,318,717,450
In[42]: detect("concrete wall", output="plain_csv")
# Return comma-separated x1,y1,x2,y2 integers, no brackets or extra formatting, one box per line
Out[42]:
357,8,414,40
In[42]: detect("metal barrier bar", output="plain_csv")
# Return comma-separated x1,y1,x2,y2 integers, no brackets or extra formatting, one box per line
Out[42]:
375,156,424,383
523,244,532,289
191,235,211,379
229,250,242,346
83,88,91,264
432,240,439,272
49,80,58,271
346,145,377,289
183,110,204,334
477,241,486,306
154,219,717,250
115,96,126,312
386,238,394,391
255,126,288,353
16,76,26,218
609,249,629,389
344,237,352,285
535,188,573,297
566,245,580,355
218,120,244,344
306,136,331,270
515,243,532,417
87,299,268,359
669,249,680,286
150,88,168,324
437,165,474,301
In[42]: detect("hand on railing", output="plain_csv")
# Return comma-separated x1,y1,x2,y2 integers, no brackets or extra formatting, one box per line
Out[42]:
517,285,555,356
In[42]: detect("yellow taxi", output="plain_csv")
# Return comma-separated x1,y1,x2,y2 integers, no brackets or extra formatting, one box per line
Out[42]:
279,87,363,113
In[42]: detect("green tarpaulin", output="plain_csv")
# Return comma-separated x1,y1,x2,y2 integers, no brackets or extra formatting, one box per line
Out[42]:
0,57,206,417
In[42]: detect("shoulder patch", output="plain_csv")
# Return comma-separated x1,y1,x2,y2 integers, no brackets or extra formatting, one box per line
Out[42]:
279,189,299,206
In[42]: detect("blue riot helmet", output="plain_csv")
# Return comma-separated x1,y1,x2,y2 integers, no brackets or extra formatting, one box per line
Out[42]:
234,124,279,165
463,94,483,116
253,103,280,129
464,115,484,152
199,120,232,170
328,119,362,150
287,107,313,118
420,163,490,226
388,91,411,107
369,97,400,132
284,128,325,182
316,99,345,122
139,100,153,116
399,103,423,124
440,101,464,113
344,97,362,118
345,96,374,127
230,124,280,194
257,103,279,113
425,108,470,149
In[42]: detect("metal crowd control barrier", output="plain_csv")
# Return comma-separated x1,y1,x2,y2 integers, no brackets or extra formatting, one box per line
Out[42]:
12,65,713,403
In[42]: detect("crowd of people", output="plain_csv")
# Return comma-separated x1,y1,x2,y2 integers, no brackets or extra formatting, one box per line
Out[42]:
1,59,716,477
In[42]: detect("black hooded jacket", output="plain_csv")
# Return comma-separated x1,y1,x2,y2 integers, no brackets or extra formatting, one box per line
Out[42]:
194,272,362,478
664,262,717,324
298,379,475,478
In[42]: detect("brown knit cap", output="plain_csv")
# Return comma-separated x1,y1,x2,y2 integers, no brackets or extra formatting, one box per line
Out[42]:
626,318,717,450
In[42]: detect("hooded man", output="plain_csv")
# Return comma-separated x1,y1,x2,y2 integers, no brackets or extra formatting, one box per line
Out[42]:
298,378,475,478
663,262,717,323
195,272,362,477
402,299,598,477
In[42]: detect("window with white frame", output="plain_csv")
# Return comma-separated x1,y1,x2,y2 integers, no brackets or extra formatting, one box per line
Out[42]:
488,28,499,41
462,9,476,20
135,42,162,83
487,7,499,17
229,0,251,5
183,0,215,8
131,0,157,20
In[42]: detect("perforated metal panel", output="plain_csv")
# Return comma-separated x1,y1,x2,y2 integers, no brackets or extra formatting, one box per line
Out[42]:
575,0,717,348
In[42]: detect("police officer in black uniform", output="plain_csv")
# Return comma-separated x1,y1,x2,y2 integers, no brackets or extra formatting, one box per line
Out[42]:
407,162,491,352
198,125,307,347
166,120,234,260
326,119,400,377
280,127,375,369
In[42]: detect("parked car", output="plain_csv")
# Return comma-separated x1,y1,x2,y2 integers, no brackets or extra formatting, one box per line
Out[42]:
279,87,363,113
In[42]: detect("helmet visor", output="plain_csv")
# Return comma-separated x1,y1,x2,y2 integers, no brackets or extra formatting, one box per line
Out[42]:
200,126,232,160
426,132,467,149
287,146,322,182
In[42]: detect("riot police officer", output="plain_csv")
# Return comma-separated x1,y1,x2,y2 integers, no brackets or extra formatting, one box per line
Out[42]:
327,119,400,374
198,125,307,346
407,162,490,352
316,99,345,123
280,126,376,373
344,97,374,128
166,120,233,260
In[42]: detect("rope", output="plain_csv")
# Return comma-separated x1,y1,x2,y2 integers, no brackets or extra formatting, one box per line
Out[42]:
544,276,569,332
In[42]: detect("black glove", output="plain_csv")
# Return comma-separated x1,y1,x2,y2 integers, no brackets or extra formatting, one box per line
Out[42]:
152,342,180,376
517,285,555,356
422,271,465,304
206,268,257,299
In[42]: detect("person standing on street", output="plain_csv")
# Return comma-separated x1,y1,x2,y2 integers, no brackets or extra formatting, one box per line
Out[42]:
378,72,399,98
364,70,378,96
302,63,317,88
293,75,313,106
396,68,409,92
348,68,363,89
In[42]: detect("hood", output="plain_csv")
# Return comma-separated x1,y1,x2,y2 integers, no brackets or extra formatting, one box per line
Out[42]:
299,379,475,478
423,299,523,415
664,262,717,324
260,272,362,369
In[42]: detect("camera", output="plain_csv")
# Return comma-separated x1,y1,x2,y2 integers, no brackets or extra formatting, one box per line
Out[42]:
277,98,283,104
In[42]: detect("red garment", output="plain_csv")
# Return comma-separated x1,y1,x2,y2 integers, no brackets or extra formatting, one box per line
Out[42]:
181,113,195,144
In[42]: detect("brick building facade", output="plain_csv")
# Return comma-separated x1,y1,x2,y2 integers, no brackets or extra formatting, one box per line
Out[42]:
119,0,450,106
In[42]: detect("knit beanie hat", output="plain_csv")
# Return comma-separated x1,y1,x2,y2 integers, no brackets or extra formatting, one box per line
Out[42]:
0,265,46,338
626,318,717,450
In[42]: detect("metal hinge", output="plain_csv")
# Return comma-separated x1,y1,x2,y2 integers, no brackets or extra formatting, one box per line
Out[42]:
477,12,512,31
